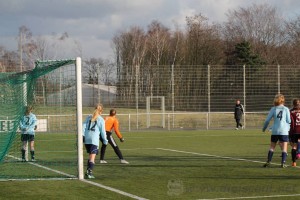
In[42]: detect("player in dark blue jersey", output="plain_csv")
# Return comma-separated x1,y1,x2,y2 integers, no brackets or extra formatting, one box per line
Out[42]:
262,94,291,168
83,103,108,179
19,106,37,162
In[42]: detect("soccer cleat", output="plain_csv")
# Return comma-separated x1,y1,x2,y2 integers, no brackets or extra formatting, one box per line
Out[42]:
21,158,27,162
241,126,244,129
88,174,95,179
235,128,239,130
31,159,36,162
85,173,95,179
85,170,95,179
99,160,107,164
281,163,287,168
120,159,129,164
263,162,270,168
292,162,297,167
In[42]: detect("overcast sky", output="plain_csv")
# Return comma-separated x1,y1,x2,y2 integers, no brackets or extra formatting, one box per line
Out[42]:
0,0,299,60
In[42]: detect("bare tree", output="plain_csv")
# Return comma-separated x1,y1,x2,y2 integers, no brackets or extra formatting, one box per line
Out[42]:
185,14,224,65
284,15,300,65
84,58,104,84
146,20,170,65
112,26,147,105
1,50,19,72
223,3,286,64
144,21,171,97
18,25,32,71
100,59,116,85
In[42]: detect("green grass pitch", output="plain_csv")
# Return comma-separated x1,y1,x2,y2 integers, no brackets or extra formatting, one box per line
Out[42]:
1,129,300,200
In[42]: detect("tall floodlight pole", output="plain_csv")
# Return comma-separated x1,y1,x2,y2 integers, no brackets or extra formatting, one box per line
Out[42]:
243,65,246,128
97,63,101,103
207,65,211,129
171,64,175,128
135,64,139,130
19,31,23,72
278,65,280,94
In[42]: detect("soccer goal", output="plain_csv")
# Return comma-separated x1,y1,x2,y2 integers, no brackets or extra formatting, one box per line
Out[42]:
146,96,165,128
0,57,83,180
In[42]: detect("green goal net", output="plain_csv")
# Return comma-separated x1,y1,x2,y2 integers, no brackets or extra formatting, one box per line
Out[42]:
0,58,82,180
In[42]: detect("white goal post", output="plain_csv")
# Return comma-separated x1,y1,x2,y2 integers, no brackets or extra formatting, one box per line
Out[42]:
146,96,165,128
76,57,84,180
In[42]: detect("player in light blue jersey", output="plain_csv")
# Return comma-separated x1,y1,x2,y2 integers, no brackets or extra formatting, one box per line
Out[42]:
262,94,291,168
19,106,37,162
83,103,108,179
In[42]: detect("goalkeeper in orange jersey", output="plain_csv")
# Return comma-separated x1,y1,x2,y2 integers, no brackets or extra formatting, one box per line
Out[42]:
99,109,129,164
289,98,300,167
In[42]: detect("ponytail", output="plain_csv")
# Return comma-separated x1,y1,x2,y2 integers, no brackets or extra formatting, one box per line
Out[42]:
91,103,103,121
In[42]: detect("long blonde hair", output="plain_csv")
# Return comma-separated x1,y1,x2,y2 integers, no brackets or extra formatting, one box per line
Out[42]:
274,94,285,106
91,103,103,121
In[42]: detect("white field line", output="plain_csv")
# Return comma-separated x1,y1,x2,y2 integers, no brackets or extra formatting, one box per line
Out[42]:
156,148,300,200
6,154,148,200
81,179,148,200
128,134,264,139
156,148,300,168
6,155,76,178
198,193,300,200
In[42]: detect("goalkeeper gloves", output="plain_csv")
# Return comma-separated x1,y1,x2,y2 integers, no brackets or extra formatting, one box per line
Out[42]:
120,138,125,142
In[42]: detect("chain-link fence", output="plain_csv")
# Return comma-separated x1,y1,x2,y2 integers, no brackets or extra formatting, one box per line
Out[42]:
87,65,300,130
2,63,298,130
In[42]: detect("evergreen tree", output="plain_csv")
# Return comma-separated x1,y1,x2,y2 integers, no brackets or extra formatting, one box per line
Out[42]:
233,41,266,66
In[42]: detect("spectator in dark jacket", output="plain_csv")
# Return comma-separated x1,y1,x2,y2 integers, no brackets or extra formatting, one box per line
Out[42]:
234,99,244,130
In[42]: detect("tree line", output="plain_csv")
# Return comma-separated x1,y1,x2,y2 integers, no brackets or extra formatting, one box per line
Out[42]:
111,3,300,109
1,3,300,110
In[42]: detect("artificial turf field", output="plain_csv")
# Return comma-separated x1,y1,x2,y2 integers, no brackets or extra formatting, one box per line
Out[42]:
1,129,300,200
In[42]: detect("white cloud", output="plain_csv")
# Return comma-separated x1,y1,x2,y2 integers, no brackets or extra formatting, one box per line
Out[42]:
0,0,299,59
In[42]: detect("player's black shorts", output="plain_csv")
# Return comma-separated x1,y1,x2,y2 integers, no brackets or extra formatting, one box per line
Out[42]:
271,135,289,143
289,134,300,143
21,134,35,142
85,144,99,155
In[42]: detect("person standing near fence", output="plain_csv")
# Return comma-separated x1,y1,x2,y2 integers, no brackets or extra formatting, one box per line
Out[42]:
19,106,37,162
234,99,244,130
99,108,129,164
289,98,300,167
83,103,108,179
262,94,291,168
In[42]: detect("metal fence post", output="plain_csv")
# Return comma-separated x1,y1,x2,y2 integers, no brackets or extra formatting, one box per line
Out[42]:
171,64,175,128
278,64,280,94
128,114,131,132
135,64,139,130
167,113,170,131
207,65,211,129
243,64,246,128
